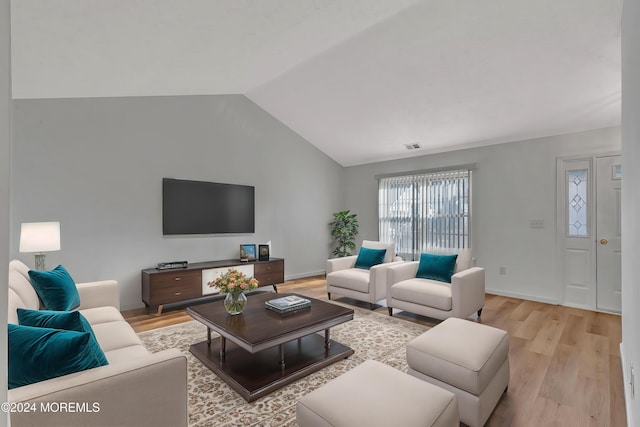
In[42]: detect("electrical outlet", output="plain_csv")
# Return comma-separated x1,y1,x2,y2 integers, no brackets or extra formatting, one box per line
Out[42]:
499,267,506,275
529,219,545,228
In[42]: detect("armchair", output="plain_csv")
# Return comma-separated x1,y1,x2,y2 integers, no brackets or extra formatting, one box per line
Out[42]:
386,250,485,320
326,240,403,309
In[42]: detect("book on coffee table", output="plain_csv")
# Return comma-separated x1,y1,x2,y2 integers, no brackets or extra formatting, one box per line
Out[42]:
265,295,311,314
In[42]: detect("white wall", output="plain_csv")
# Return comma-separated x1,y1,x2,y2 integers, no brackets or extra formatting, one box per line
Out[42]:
621,0,640,423
344,127,620,303
11,95,344,310
0,0,9,423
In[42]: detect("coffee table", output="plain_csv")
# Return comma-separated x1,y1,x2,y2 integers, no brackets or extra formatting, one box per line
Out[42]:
187,292,354,402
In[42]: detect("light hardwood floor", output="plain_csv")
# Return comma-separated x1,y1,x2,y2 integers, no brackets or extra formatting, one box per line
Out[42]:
123,276,626,427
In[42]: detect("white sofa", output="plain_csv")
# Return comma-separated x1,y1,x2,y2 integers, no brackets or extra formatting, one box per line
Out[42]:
386,250,485,320
326,240,403,309
7,259,188,427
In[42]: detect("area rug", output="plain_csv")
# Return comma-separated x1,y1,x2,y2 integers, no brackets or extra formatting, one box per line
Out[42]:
138,303,428,427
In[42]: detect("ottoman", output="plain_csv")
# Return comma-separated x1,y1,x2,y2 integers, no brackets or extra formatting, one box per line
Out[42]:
407,318,509,427
296,360,459,427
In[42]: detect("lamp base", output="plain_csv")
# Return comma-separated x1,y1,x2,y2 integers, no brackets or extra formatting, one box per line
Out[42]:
34,253,46,271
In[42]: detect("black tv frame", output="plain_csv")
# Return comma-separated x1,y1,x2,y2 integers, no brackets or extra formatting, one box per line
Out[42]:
162,178,255,235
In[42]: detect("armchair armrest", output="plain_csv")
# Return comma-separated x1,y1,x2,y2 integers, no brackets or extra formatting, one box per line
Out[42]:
451,267,486,318
370,261,406,299
326,256,357,274
9,349,187,427
386,261,419,290
76,280,120,310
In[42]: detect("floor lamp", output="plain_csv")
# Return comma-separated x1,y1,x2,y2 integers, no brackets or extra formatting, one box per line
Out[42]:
19,222,61,271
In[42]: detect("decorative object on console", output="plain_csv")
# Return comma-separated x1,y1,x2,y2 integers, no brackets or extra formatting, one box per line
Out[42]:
157,261,188,270
329,210,359,257
209,268,259,315
240,244,256,261
258,244,270,261
19,221,61,271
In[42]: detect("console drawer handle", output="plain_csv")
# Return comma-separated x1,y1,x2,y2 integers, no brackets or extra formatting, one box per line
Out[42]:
174,292,182,296
174,277,182,281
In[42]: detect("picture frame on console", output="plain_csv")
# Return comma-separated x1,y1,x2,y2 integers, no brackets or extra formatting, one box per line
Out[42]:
240,244,256,261
258,244,270,261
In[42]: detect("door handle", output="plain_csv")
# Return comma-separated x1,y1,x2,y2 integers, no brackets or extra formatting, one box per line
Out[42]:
600,239,608,245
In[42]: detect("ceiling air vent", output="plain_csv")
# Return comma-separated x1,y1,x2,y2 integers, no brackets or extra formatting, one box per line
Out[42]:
404,143,422,150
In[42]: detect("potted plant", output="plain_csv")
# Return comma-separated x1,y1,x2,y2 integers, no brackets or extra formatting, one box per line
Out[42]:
329,210,359,257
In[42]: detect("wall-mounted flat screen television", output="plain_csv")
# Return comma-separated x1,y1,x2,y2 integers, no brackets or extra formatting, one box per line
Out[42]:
162,178,255,235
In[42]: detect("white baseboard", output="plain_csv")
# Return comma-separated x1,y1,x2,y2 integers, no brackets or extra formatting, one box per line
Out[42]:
284,270,326,280
621,342,633,427
485,288,558,305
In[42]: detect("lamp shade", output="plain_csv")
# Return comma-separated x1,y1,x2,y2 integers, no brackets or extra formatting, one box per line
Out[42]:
19,222,61,253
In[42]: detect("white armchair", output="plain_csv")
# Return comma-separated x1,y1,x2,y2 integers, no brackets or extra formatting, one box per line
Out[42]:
326,240,403,309
386,250,485,320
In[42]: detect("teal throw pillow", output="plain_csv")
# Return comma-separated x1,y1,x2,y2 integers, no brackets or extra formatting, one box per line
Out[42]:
17,308,108,366
354,247,387,270
28,265,81,311
8,324,108,389
416,253,458,283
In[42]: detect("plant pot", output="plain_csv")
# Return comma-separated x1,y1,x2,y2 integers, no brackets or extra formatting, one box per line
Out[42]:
224,291,247,315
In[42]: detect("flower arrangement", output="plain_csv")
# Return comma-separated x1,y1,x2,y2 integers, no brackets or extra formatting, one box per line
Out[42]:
209,268,259,295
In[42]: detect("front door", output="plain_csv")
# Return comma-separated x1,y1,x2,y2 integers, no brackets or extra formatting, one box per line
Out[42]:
558,154,621,313
596,155,622,312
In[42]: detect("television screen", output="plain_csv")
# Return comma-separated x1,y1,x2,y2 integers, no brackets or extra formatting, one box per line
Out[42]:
162,178,255,235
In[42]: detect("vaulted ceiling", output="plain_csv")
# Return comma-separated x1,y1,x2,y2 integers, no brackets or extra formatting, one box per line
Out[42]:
11,0,622,166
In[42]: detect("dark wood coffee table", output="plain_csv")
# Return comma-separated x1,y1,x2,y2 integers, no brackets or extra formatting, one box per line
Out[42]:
187,292,354,402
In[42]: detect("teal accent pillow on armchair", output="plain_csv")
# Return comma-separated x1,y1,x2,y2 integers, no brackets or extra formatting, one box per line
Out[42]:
8,324,108,389
28,265,81,311
354,247,387,270
416,253,458,283
17,308,108,366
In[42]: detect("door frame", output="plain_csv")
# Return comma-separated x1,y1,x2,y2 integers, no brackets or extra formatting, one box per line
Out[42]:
556,151,621,311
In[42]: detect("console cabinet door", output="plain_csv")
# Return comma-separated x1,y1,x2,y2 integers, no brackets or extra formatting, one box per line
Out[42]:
254,260,284,286
144,270,201,306
201,264,255,296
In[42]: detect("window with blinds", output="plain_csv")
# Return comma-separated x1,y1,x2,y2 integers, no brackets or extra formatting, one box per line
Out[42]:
378,169,471,261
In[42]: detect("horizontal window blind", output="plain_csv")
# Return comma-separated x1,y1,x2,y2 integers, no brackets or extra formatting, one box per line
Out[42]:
378,169,471,261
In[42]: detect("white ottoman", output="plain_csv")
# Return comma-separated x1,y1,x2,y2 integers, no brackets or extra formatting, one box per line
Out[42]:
296,360,459,427
407,318,509,427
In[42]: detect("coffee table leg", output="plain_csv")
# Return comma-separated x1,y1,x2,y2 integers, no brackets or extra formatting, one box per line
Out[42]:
280,344,285,371
220,336,226,359
325,329,331,349
207,327,212,344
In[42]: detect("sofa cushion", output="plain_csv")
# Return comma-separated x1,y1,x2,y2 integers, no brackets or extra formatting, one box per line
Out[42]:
17,309,108,366
79,306,148,359
91,319,145,353
362,240,396,263
391,278,452,311
354,247,387,270
8,324,108,389
326,268,371,293
416,253,458,283
28,265,81,311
